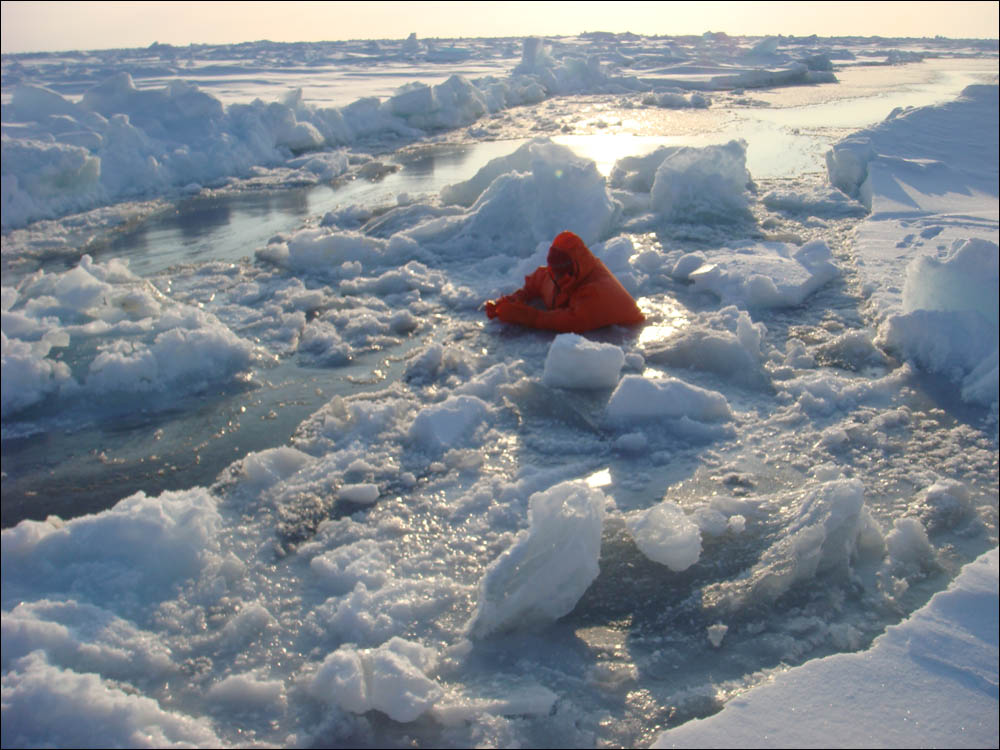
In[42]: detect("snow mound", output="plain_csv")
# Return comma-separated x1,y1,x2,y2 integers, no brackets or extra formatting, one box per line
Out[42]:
236,447,313,492
877,238,998,408
826,84,998,216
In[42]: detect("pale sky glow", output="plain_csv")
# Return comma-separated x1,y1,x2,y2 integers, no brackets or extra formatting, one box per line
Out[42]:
2,1,998,54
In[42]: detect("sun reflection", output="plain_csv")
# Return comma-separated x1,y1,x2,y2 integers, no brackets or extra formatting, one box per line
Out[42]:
552,134,680,176
585,468,612,488
636,295,691,347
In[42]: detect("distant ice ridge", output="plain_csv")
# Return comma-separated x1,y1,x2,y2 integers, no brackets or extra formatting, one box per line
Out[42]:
0,43,623,229
1,31,847,231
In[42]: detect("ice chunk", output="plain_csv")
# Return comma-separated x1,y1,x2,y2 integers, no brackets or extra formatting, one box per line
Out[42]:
86,324,257,395
339,483,380,505
310,637,442,723
878,309,996,404
432,682,558,726
409,395,489,453
644,307,768,388
685,240,841,309
466,480,605,638
542,333,625,389
885,517,935,573
1,138,103,229
903,238,999,328
237,447,312,491
438,139,622,251
703,479,885,613
627,500,702,571
258,227,387,272
310,539,389,594
206,672,286,711
880,238,998,408
913,479,975,533
650,140,752,224
605,374,732,425
1,332,75,414
8,84,85,120
609,145,674,193
707,623,728,648
441,138,547,207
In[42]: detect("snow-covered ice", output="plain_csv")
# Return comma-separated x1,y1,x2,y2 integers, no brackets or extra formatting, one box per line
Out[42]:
653,548,999,749
2,30,997,750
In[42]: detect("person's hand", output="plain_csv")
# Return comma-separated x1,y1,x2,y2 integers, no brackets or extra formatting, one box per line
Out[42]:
484,300,498,319
495,299,538,327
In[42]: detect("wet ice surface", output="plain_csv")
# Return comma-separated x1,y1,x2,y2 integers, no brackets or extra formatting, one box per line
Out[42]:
1,37,997,749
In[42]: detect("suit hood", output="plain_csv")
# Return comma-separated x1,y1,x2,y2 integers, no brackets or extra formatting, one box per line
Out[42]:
548,231,599,282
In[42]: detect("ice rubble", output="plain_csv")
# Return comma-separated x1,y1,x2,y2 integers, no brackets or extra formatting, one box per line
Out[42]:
3,128,850,420
651,78,999,750
1,254,262,414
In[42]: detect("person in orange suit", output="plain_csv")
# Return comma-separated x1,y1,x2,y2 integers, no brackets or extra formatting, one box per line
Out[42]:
485,231,645,333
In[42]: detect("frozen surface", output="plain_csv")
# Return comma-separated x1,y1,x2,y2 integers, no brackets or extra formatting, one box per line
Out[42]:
653,547,999,749
1,31,998,750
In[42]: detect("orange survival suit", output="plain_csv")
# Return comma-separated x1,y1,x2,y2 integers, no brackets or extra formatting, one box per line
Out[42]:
485,231,645,333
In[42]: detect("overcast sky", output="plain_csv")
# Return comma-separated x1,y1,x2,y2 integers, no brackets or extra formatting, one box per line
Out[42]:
3,1,998,54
